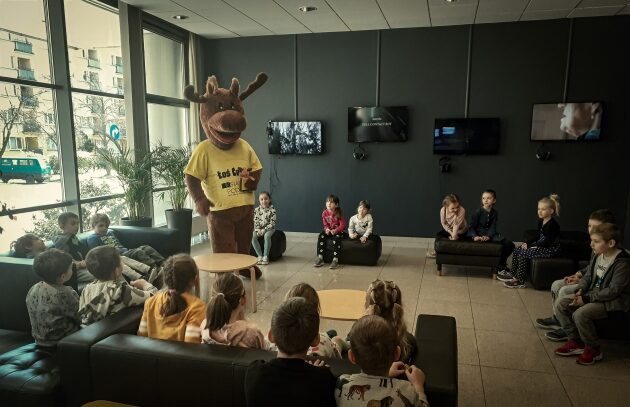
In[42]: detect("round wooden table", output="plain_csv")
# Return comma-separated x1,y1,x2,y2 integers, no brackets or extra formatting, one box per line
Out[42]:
317,289,366,321
194,253,259,313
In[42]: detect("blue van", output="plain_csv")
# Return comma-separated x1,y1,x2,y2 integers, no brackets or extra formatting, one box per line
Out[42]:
0,156,52,183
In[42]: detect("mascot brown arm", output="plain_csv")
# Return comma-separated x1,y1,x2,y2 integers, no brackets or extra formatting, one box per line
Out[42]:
185,174,213,216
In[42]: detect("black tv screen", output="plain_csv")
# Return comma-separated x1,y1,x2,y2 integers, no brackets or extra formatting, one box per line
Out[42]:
531,102,602,141
433,118,500,155
268,121,322,155
348,106,408,143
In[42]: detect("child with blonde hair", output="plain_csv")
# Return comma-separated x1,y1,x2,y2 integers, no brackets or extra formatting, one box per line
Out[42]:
499,194,561,288
252,191,277,265
285,283,342,358
138,254,205,343
427,193,468,258
201,273,267,348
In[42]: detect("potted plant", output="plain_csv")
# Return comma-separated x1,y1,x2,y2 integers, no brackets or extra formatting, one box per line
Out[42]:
151,144,194,252
96,147,153,227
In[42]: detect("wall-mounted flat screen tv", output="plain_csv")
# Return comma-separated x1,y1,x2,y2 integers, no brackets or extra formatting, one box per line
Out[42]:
531,102,602,141
268,121,322,155
348,106,408,143
433,118,500,155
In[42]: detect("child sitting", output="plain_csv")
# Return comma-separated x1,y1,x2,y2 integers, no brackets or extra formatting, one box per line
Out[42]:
336,315,428,407
348,200,373,244
53,212,95,284
86,213,164,273
554,223,630,365
26,249,80,347
79,245,157,326
245,297,337,407
10,233,46,258
252,191,277,265
200,273,267,348
468,189,515,271
285,282,342,358
138,254,206,343
314,194,346,269
499,194,561,288
427,193,468,258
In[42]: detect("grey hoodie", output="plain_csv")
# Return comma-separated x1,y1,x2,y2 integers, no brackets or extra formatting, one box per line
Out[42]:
577,250,630,313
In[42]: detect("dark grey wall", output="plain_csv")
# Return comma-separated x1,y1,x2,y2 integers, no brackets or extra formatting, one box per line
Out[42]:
203,16,630,241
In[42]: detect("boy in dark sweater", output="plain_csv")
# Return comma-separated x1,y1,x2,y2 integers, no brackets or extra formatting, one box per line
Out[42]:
53,212,94,284
245,297,336,407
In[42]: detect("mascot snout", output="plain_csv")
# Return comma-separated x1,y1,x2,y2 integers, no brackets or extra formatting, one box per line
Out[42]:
205,110,247,146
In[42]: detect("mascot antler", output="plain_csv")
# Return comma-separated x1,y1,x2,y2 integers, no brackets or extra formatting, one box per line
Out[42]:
239,72,268,101
183,85,207,103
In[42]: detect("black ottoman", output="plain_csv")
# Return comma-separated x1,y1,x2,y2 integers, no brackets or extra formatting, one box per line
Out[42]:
0,343,61,407
249,230,286,261
434,238,503,277
322,235,382,266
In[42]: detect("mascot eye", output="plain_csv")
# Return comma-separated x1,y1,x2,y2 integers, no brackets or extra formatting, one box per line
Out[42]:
230,103,235,109
218,103,224,110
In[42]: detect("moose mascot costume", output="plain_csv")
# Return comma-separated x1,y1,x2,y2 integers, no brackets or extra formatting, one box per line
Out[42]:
184,73,267,277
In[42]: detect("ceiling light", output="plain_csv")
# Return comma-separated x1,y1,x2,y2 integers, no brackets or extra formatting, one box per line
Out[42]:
172,15,189,20
299,6,317,12
445,0,457,2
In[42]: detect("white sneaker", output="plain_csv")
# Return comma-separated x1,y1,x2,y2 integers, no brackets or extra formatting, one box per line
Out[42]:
257,257,263,265
261,256,269,265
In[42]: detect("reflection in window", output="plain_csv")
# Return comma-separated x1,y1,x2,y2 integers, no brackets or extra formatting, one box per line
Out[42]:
143,30,184,98
65,0,123,94
0,83,61,206
0,0,52,83
147,104,188,148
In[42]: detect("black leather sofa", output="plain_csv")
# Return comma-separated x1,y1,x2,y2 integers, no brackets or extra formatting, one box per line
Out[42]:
435,238,503,277
322,235,383,266
524,230,591,290
249,229,287,261
63,314,457,407
0,226,185,406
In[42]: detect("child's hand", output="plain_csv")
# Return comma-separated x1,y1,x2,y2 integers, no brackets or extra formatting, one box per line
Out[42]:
388,361,406,377
564,274,580,284
257,229,264,237
360,236,367,243
405,365,426,393
349,232,358,239
473,236,482,242
330,229,337,235
481,236,490,242
520,243,528,249
325,228,331,235
131,279,150,290
449,234,458,240
306,359,329,368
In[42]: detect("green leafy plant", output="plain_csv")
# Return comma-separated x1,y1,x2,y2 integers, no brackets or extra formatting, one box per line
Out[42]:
96,147,153,220
151,144,193,211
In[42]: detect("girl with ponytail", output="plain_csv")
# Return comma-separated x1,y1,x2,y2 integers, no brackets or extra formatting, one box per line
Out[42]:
201,273,267,349
138,254,205,342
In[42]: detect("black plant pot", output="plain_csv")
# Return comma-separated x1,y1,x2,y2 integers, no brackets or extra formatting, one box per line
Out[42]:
166,208,193,253
120,217,153,227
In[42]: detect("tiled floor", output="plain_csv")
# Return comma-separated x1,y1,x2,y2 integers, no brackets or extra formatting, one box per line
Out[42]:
192,233,630,407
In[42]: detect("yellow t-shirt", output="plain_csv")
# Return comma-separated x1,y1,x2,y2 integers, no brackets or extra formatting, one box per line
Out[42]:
137,292,206,343
184,138,262,211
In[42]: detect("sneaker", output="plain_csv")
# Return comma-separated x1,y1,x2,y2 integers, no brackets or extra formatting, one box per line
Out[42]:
496,270,514,282
313,257,324,267
329,259,339,269
555,340,585,356
577,346,602,365
536,316,561,330
426,250,436,259
545,328,568,342
503,278,526,288
256,257,263,265
260,256,269,265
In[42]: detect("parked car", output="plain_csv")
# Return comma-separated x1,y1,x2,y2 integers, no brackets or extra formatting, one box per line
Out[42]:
0,155,52,183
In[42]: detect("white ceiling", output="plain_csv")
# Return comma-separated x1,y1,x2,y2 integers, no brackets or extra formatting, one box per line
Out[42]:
121,0,630,39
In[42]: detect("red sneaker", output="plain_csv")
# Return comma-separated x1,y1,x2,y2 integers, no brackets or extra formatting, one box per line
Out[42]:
576,346,602,365
554,340,585,356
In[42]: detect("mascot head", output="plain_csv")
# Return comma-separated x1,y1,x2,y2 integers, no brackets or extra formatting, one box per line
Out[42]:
184,73,268,149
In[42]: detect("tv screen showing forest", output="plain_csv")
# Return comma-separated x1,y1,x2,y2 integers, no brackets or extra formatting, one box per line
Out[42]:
268,121,322,155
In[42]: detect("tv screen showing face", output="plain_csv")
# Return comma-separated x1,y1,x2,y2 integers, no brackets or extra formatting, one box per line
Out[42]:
348,106,408,143
268,121,322,155
531,102,602,141
433,118,500,155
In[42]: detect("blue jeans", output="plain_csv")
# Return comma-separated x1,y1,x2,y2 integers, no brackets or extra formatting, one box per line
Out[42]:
252,229,275,257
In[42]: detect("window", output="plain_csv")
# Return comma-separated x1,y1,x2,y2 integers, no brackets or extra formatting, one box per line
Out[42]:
147,103,188,148
143,30,184,98
0,1,52,83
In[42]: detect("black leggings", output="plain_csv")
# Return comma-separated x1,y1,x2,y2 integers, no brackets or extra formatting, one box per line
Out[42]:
317,231,346,258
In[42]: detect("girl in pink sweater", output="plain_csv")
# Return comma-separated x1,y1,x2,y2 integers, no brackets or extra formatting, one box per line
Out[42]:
428,193,468,258
314,194,346,269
